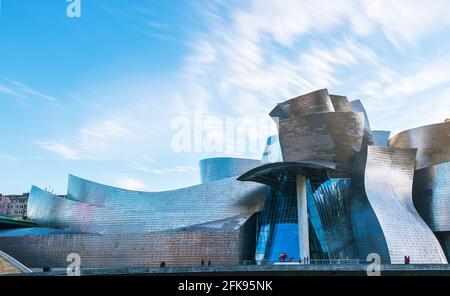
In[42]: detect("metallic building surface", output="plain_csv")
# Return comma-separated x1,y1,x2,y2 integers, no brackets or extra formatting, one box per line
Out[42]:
413,162,450,232
350,99,374,147
269,89,334,119
388,122,450,169
372,130,391,147
271,89,370,177
28,175,266,233
350,146,447,264
238,161,335,189
0,230,254,268
277,112,365,176
330,95,352,112
1,171,263,268
199,157,261,184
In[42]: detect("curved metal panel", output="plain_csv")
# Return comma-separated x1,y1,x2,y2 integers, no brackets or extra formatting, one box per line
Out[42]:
330,95,352,112
238,161,335,189
277,112,365,176
269,89,334,119
350,99,373,147
29,176,266,233
350,146,447,264
199,157,261,184
389,122,450,169
413,161,450,232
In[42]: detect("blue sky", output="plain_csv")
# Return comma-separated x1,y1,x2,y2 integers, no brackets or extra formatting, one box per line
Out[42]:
1,0,450,194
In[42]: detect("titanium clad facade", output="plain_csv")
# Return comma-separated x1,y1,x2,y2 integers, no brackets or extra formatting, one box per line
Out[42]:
277,112,365,176
0,230,255,268
199,157,261,184
330,95,352,112
28,176,266,233
413,162,450,232
269,89,334,119
389,122,450,169
2,88,448,269
349,146,447,264
350,99,374,147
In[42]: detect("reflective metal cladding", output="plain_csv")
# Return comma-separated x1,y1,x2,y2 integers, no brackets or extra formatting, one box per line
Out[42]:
413,161,450,232
271,89,369,176
0,89,448,268
31,174,266,233
0,157,266,268
389,122,450,169
199,157,261,184
349,146,447,264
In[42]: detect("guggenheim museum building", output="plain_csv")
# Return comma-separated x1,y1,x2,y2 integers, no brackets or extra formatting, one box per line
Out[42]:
0,89,449,268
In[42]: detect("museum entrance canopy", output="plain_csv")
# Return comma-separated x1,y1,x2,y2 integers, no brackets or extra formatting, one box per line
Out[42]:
237,161,336,189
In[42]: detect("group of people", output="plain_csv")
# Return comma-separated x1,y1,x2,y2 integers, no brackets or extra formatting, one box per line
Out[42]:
278,253,310,264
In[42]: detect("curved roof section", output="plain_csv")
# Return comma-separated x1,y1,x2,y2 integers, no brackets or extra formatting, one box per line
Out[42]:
277,111,365,176
350,146,447,264
388,122,450,169
269,89,334,119
29,175,267,233
330,95,352,112
413,161,450,232
237,161,335,188
199,157,261,184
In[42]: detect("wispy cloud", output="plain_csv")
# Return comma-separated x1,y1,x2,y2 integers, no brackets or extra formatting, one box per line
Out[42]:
115,176,147,191
0,79,56,102
130,163,198,175
35,141,80,160
175,0,450,138
35,118,144,160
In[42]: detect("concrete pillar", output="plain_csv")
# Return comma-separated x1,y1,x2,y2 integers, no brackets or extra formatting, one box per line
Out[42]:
296,174,310,261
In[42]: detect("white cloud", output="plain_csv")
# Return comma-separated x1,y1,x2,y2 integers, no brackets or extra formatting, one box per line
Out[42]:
35,141,80,160
115,177,147,191
365,0,450,49
0,79,56,102
35,118,144,160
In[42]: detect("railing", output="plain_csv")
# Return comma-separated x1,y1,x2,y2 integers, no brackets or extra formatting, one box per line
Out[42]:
242,259,366,265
